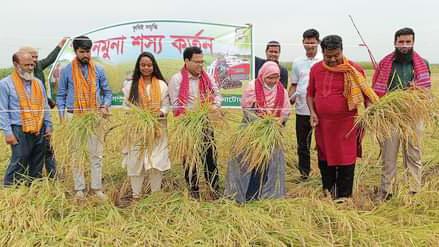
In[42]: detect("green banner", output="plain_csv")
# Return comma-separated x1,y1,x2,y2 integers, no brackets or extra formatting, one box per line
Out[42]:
48,20,253,107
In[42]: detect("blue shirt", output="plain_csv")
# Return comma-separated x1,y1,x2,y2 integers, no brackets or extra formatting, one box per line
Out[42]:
0,75,52,136
56,63,112,118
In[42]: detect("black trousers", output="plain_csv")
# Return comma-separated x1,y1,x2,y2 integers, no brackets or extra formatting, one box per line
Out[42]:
4,125,45,186
184,129,219,192
44,138,57,178
318,160,355,198
296,114,312,177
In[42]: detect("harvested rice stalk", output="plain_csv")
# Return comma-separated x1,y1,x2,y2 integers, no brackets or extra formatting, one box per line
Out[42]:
120,105,163,161
355,88,438,143
169,103,223,178
52,111,103,170
230,114,285,173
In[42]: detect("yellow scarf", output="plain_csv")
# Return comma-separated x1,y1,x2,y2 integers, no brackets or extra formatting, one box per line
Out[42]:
11,69,45,134
72,58,97,114
138,76,161,112
323,57,379,110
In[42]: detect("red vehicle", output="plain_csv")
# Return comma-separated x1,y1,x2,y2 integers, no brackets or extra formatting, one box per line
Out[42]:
209,56,250,89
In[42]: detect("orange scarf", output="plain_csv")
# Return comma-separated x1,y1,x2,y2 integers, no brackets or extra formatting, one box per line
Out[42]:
323,57,379,110
72,58,97,114
11,69,45,134
138,76,161,112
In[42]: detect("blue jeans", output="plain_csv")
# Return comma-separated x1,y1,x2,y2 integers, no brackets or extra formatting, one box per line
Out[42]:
3,125,45,186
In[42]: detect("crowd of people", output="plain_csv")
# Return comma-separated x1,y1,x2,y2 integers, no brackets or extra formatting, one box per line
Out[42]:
0,27,431,203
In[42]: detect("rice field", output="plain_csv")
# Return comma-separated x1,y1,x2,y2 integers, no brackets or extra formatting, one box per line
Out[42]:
0,67,439,246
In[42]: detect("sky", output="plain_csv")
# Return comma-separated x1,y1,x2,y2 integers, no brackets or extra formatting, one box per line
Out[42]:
1,0,437,67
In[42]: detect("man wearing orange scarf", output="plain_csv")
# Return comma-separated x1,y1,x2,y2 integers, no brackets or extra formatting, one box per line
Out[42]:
18,37,68,179
0,52,52,186
306,35,377,202
56,36,112,200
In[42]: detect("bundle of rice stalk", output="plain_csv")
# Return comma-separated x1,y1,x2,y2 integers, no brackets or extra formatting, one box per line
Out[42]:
120,105,163,161
230,114,284,173
355,88,438,143
169,103,222,175
52,111,102,171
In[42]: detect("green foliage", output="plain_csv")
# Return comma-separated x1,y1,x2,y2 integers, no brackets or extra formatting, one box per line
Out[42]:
0,67,12,79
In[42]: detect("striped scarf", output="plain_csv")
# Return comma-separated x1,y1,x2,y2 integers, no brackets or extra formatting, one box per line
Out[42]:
11,69,45,134
138,76,161,112
174,66,214,117
372,51,431,96
323,57,379,110
72,58,97,114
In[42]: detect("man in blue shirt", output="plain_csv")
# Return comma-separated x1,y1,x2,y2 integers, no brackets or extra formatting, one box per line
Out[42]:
56,36,112,200
0,52,52,186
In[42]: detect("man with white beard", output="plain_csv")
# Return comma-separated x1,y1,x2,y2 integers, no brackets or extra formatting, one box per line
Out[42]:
18,37,68,179
0,52,52,186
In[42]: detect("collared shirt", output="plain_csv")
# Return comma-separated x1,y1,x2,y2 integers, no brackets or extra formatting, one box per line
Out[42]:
291,53,322,115
0,75,52,136
168,72,222,110
56,63,112,118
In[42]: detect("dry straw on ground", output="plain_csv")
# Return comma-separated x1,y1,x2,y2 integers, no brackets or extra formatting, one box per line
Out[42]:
1,88,439,245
